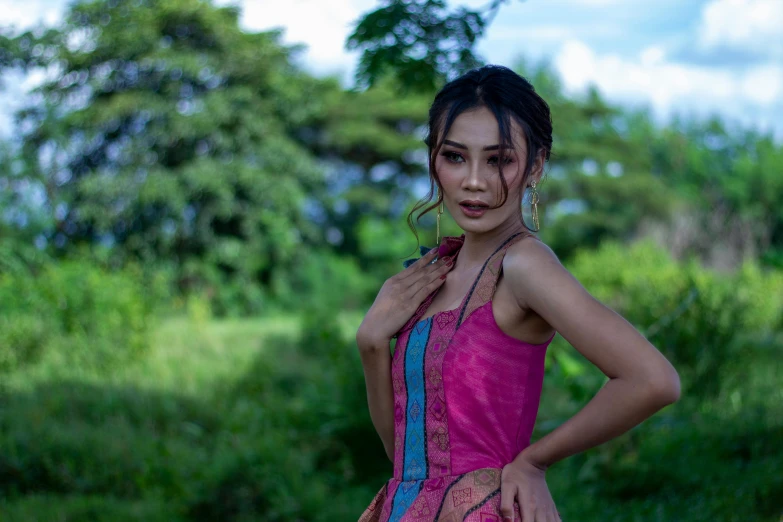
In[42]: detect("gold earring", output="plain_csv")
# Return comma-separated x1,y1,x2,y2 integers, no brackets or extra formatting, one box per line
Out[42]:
530,180,540,232
436,190,444,246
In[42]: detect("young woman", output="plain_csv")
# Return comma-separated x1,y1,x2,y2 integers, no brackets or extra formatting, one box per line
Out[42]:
356,65,680,522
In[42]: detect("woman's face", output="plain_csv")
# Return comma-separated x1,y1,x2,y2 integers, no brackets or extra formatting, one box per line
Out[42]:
434,105,537,236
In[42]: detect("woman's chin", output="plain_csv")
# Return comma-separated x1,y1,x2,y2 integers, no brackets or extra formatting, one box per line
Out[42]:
453,214,521,236
454,219,497,235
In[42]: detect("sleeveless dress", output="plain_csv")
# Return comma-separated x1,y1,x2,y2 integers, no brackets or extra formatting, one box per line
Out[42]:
358,231,556,522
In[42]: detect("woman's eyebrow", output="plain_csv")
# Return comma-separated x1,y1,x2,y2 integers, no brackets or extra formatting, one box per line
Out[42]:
443,139,505,151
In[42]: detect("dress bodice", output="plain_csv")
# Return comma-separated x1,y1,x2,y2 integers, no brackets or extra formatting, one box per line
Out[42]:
360,232,556,522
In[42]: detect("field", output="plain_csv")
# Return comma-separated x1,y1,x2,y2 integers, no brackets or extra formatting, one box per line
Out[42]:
1,310,780,521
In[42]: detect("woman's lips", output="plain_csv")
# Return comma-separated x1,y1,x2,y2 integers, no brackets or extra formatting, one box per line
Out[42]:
459,203,487,218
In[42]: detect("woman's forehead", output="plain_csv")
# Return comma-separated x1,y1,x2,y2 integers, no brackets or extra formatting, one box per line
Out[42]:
443,107,525,149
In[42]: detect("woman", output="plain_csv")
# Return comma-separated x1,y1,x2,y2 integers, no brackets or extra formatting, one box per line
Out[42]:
355,65,680,522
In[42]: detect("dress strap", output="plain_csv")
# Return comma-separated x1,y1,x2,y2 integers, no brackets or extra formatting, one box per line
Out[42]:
393,235,466,338
456,231,532,327
393,231,534,338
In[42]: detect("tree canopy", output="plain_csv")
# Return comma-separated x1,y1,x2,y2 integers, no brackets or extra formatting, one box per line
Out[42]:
1,0,781,314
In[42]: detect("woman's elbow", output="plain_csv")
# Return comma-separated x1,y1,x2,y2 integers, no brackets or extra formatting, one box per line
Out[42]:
647,364,681,406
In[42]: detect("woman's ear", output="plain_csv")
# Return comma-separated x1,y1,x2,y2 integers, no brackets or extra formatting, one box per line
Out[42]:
531,149,546,182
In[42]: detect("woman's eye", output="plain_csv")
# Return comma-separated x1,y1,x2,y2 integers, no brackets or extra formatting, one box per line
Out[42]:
441,151,464,163
488,155,514,166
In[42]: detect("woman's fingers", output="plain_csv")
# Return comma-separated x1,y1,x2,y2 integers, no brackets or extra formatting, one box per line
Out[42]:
410,265,449,301
399,248,438,278
498,481,517,521
520,501,534,522
413,247,438,267
404,253,451,291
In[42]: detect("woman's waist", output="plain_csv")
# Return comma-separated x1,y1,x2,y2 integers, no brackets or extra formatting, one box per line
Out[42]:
391,453,515,480
393,442,528,481
388,466,504,489
362,466,524,522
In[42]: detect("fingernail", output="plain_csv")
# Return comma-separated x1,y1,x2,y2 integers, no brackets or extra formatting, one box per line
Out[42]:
440,274,447,280
503,518,513,522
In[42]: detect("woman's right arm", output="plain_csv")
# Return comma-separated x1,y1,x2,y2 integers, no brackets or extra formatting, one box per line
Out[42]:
356,248,452,462
357,336,395,461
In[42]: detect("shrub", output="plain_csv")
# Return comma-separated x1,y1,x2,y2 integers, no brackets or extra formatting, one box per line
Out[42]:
565,238,783,398
271,249,375,312
187,304,386,521
0,258,156,372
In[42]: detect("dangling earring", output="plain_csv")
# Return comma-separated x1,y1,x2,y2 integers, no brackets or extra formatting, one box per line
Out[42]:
529,180,540,232
436,189,444,246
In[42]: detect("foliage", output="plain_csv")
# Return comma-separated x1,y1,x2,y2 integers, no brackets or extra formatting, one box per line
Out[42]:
0,0,782,519
347,0,514,92
543,345,783,522
562,238,783,398
1,299,780,521
0,250,157,372
3,0,782,320
270,248,375,312
4,0,326,307
300,73,433,259
187,304,382,521
0,304,384,521
0,380,219,521
652,117,783,268
1,495,176,522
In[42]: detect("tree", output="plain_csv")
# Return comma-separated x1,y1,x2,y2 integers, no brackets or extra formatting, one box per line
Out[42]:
347,0,513,92
4,0,331,311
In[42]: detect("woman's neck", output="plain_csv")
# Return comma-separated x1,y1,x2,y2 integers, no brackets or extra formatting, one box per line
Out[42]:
455,221,526,271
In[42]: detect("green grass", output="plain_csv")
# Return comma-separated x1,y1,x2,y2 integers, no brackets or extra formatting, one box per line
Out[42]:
1,313,780,521
2,311,303,394
0,311,374,521
542,343,783,522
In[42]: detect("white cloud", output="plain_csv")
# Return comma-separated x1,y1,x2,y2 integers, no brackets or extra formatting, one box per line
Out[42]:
215,0,376,79
490,25,573,42
0,0,64,30
553,38,783,138
697,0,783,57
640,45,666,67
0,0,781,141
567,0,623,5
740,65,782,104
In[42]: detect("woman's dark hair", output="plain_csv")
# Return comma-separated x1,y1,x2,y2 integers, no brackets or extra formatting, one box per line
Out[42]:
406,64,553,245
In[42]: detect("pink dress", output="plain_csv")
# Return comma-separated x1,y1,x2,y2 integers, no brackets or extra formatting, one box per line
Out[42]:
359,232,556,522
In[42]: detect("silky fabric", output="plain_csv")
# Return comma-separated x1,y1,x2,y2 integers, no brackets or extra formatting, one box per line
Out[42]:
358,232,556,522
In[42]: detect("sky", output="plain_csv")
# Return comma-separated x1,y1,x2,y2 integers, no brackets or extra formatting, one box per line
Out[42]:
1,0,782,141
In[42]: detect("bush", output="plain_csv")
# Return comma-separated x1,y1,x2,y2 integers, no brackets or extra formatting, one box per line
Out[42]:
539,239,783,521
0,314,51,371
187,304,386,521
0,258,156,372
271,249,375,312
565,238,783,398
0,381,220,519
0,494,178,522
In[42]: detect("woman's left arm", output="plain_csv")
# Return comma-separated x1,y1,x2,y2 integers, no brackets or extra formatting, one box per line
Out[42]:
498,239,681,521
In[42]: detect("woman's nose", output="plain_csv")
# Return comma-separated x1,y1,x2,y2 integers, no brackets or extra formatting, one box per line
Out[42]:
464,161,485,189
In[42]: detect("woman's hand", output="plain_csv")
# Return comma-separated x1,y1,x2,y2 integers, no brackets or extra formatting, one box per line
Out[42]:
356,248,452,348
499,454,561,522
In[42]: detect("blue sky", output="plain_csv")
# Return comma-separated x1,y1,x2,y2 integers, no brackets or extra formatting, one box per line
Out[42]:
1,0,781,141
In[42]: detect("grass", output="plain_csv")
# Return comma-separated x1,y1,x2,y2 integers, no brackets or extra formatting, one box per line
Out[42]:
1,312,780,521
2,311,304,394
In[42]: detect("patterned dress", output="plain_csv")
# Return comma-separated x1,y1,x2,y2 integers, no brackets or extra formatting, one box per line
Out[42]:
358,232,556,522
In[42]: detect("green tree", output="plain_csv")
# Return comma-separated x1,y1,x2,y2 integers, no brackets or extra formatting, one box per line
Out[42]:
347,0,514,92
4,0,329,312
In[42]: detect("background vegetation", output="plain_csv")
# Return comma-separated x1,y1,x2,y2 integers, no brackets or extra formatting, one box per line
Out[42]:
0,0,781,520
